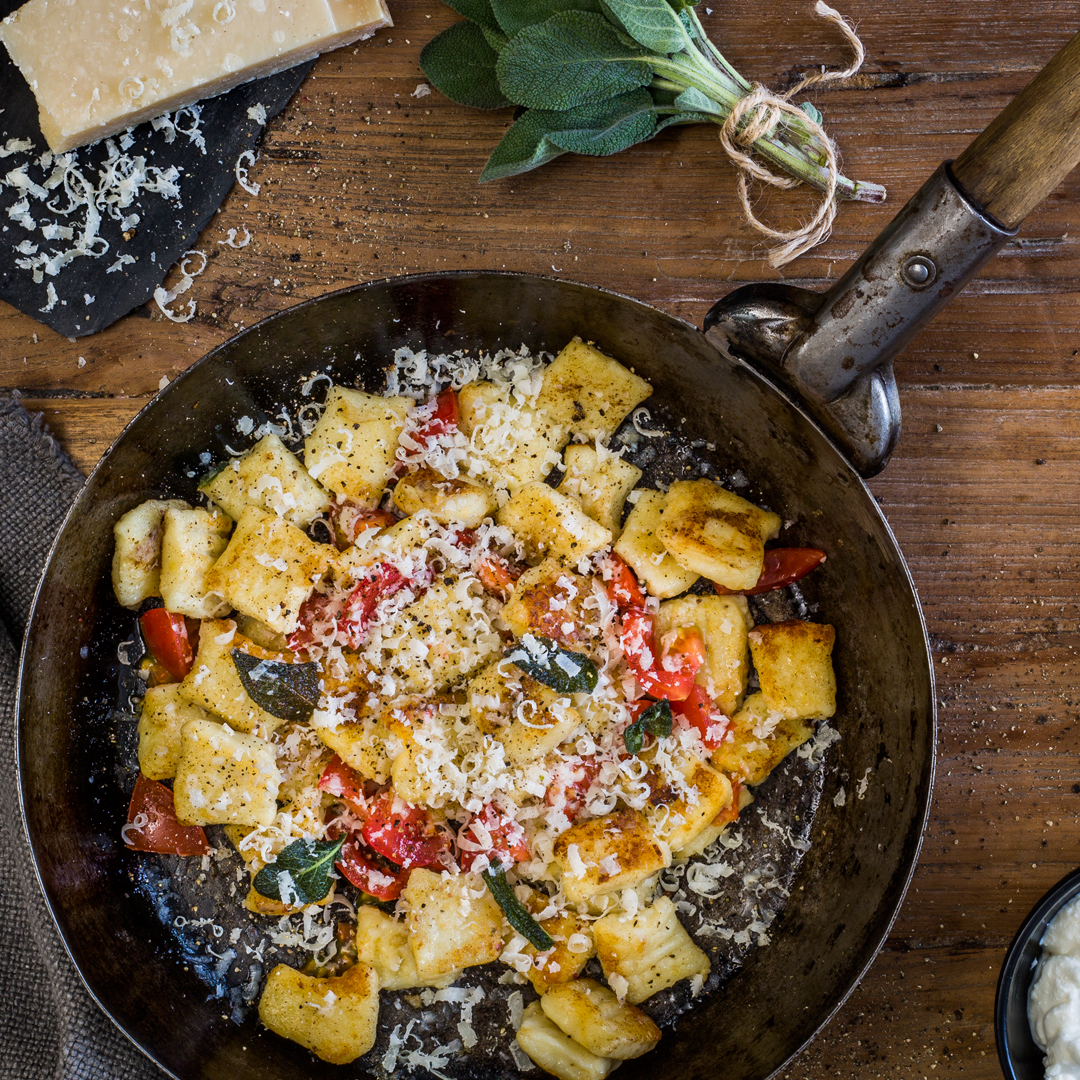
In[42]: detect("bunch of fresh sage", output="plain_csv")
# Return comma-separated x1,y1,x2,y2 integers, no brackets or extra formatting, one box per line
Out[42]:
419,0,885,207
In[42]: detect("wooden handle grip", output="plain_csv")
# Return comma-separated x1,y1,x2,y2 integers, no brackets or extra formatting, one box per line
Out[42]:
952,29,1080,230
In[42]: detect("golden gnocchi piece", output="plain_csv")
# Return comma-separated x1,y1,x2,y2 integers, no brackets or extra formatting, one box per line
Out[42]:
497,481,613,565
516,1000,616,1080
310,711,392,784
522,903,596,994
354,907,461,990
467,659,582,765
204,504,331,635
159,504,233,619
749,619,837,720
177,618,290,734
557,444,642,538
111,498,188,609
258,961,380,1066
382,577,502,695
593,895,710,1004
392,465,497,527
535,338,653,444
710,691,815,785
390,740,440,806
302,386,411,503
655,594,751,716
673,783,755,859
403,869,505,981
552,808,668,907
137,682,218,781
199,433,330,529
613,490,700,599
500,559,595,650
540,978,661,1059
458,380,568,493
644,752,734,853
172,718,280,828
656,479,781,590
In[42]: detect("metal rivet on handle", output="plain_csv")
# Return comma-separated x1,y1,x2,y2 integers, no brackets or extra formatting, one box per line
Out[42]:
901,255,937,288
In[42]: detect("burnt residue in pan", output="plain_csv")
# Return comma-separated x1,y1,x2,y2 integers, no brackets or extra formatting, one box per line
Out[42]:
96,366,838,1080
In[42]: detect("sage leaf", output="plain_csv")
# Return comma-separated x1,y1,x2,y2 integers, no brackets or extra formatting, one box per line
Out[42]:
483,866,554,950
421,21,514,109
481,110,570,180
481,24,509,52
232,650,319,723
654,110,712,132
490,0,604,37
496,11,652,111
506,634,599,693
624,698,673,754
442,0,503,35
548,87,656,154
601,0,690,54
482,87,656,179
800,100,824,126
253,836,345,905
673,85,716,114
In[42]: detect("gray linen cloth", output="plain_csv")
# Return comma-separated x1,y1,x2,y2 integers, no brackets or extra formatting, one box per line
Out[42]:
0,398,165,1079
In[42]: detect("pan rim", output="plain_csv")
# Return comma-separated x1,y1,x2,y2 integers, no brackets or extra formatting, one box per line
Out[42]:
16,268,937,1079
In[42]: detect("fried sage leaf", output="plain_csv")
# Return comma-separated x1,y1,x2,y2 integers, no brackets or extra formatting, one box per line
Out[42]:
253,836,345,905
624,697,673,754
483,866,554,950
232,650,319,723
506,634,599,694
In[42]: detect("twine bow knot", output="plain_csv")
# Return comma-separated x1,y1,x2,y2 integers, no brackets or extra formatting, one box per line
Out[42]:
719,1,866,267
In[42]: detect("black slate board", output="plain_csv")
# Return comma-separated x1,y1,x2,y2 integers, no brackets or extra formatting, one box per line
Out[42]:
0,0,312,338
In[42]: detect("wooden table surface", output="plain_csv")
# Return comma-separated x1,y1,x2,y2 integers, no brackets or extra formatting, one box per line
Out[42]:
5,2,1080,1075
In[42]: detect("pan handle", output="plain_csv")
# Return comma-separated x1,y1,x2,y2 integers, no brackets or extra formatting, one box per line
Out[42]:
705,28,1080,477
952,30,1080,231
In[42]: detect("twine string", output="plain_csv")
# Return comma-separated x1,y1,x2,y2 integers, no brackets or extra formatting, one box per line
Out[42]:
718,1,865,267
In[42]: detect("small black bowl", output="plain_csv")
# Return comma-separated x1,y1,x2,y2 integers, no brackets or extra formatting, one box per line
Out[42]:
996,865,1080,1079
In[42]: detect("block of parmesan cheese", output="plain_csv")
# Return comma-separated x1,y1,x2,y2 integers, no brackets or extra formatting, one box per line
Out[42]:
0,0,392,152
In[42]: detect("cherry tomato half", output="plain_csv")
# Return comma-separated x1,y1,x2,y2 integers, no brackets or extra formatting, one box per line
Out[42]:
139,608,193,681
544,758,600,822
413,388,459,446
123,774,208,856
330,500,398,548
476,554,524,602
318,755,367,806
290,562,408,653
672,684,728,750
712,778,744,829
602,553,646,609
714,547,826,596
362,792,449,870
458,803,530,872
621,608,704,702
336,836,410,901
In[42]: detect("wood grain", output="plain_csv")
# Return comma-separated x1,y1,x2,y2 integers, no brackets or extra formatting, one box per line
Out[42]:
5,4,1080,1078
